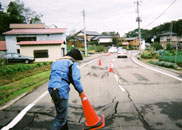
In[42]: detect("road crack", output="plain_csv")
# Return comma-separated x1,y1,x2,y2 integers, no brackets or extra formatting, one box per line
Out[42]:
114,70,151,130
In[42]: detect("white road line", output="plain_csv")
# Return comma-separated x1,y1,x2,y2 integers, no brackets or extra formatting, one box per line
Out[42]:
1,91,48,130
2,59,98,130
79,58,99,68
132,55,182,81
113,74,126,92
1,104,35,130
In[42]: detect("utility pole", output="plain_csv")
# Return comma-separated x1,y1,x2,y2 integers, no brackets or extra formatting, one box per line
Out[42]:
83,9,87,56
170,21,173,45
135,0,142,51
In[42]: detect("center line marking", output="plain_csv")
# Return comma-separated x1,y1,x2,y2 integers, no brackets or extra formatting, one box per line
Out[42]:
114,74,126,92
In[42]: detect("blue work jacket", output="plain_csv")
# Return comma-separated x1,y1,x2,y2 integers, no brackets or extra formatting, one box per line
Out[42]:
48,56,83,99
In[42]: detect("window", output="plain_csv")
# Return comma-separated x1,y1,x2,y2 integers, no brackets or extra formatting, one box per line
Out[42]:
17,37,36,42
34,50,49,58
12,53,20,58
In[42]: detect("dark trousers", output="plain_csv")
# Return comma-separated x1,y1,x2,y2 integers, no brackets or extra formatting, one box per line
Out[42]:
50,89,69,130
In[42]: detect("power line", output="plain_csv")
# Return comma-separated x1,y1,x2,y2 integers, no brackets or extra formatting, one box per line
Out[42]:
142,0,177,28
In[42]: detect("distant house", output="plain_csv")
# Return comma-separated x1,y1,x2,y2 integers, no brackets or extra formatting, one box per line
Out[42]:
3,24,67,62
160,32,179,49
92,35,114,46
67,30,100,47
77,30,100,41
124,37,139,47
0,41,6,54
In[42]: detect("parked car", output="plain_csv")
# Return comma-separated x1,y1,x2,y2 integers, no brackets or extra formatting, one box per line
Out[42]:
117,49,128,58
0,53,35,64
108,47,118,53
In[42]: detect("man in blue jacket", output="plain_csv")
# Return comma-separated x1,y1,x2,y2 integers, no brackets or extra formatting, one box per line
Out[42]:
48,49,84,130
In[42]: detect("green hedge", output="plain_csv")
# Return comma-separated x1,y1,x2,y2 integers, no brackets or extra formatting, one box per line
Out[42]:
148,61,179,69
159,55,182,66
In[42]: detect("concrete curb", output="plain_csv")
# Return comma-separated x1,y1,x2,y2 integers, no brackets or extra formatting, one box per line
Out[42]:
0,92,28,110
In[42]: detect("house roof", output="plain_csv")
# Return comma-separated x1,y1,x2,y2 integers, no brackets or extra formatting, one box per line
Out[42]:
160,32,178,36
78,30,100,36
3,28,67,35
0,41,6,51
18,40,65,45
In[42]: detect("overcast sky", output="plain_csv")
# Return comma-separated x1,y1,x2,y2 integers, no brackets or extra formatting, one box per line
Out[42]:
1,0,182,36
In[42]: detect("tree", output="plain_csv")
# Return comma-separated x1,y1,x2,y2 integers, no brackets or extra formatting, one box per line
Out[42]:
7,0,25,23
0,0,43,35
125,19,182,43
24,8,42,24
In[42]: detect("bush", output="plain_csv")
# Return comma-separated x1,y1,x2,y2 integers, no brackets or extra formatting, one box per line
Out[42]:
151,42,163,50
141,53,152,59
149,60,180,69
95,45,106,52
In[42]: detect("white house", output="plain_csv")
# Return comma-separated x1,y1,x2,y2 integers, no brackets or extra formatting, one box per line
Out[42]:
3,24,67,62
92,35,114,46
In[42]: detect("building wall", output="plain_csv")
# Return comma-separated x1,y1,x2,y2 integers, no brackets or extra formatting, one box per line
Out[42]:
20,44,65,62
36,33,66,41
160,35,178,42
160,35,179,49
5,33,66,53
5,35,19,53
99,38,112,43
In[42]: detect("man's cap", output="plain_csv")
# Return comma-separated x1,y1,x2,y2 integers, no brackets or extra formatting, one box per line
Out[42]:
66,49,83,60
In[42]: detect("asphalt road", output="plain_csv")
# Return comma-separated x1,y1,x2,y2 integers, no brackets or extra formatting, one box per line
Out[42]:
0,51,182,130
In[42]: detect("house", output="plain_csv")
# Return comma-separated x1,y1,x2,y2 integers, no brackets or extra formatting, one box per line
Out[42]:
77,30,100,41
124,37,139,47
0,41,6,54
3,24,67,62
92,35,114,46
160,32,180,49
67,30,100,47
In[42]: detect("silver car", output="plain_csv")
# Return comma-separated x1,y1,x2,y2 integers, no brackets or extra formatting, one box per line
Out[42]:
108,47,118,53
117,49,127,58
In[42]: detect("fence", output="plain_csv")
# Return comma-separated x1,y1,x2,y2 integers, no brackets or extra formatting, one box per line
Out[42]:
159,55,182,65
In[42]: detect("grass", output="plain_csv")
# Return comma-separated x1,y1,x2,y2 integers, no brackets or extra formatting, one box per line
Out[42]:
0,70,50,106
0,63,51,86
0,63,51,106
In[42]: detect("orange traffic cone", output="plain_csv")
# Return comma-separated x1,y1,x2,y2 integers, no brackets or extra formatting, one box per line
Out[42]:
80,93,105,130
109,63,114,72
98,58,101,65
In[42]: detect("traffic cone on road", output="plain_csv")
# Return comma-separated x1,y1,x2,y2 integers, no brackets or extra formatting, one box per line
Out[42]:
80,93,105,130
98,58,101,65
109,63,114,72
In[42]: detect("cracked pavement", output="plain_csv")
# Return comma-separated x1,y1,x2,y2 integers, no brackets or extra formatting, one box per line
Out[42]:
1,51,182,130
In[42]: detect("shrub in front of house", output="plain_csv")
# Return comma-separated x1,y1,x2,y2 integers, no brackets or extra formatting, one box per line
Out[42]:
141,50,159,59
148,60,180,69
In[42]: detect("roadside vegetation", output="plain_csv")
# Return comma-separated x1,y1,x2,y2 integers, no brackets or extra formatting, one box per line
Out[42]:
67,45,108,56
0,62,51,106
140,43,182,70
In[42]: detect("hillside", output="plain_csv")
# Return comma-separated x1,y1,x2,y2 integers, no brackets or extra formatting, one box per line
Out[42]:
125,19,182,43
